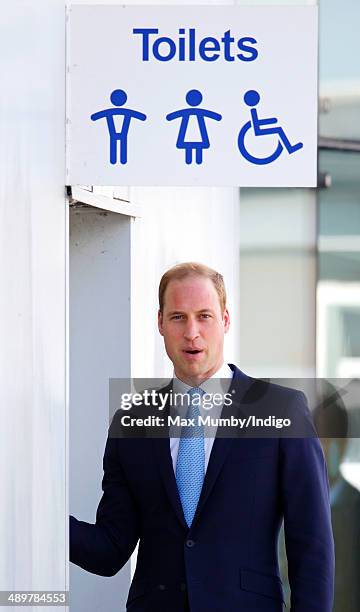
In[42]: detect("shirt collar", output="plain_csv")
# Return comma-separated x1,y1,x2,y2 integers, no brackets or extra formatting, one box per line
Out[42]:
173,362,233,396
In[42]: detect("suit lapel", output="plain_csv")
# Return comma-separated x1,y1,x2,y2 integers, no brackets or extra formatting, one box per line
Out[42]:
192,365,253,526
154,437,188,530
152,382,188,530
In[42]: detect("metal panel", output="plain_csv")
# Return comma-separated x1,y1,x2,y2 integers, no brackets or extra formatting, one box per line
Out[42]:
0,0,67,602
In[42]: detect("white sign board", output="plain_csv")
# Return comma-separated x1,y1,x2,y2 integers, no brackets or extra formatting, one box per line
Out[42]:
67,5,318,187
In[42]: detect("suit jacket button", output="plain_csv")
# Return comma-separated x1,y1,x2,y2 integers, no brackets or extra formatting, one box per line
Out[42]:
186,539,195,548
158,584,166,591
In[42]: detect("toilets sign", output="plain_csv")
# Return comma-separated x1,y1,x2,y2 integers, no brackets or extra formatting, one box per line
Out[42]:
68,5,318,187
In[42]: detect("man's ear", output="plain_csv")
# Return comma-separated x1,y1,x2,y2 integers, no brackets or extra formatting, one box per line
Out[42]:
223,308,230,333
158,310,164,336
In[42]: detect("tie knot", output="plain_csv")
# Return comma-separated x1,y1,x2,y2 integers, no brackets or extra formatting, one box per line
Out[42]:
189,386,204,397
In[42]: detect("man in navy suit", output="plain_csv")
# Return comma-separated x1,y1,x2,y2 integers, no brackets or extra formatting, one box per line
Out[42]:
70,262,334,611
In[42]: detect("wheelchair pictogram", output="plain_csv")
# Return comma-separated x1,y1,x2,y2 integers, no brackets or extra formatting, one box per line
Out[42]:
237,90,303,165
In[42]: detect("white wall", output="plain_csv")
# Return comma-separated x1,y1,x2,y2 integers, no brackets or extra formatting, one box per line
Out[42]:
130,187,241,378
0,0,67,603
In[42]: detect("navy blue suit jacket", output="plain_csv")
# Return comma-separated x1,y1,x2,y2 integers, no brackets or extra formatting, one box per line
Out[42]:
70,366,334,611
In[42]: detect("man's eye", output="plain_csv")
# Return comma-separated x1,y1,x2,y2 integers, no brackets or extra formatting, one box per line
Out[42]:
200,314,211,319
171,315,183,320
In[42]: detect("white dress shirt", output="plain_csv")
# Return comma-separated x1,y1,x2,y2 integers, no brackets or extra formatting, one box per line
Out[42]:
170,362,233,474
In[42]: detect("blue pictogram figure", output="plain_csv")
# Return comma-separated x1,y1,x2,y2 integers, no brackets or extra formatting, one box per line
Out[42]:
90,89,146,164
237,90,303,165
166,90,222,164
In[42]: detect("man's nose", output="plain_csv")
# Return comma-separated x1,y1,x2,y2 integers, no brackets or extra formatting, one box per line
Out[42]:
183,319,200,341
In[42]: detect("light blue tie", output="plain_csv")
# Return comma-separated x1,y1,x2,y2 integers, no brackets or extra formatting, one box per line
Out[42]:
176,387,205,527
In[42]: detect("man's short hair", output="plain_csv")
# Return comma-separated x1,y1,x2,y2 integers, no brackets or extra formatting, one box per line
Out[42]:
158,262,227,312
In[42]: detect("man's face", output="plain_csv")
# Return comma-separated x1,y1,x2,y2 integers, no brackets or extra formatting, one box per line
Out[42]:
158,275,230,386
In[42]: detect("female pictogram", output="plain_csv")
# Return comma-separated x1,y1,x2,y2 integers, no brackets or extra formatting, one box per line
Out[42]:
166,90,222,164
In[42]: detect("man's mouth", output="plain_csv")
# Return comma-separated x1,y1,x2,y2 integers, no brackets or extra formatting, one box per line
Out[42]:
182,349,204,358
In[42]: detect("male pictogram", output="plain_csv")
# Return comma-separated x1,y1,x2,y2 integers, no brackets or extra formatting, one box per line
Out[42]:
91,89,146,164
